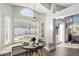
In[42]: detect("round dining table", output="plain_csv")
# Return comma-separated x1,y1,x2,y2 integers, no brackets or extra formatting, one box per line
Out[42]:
21,41,46,56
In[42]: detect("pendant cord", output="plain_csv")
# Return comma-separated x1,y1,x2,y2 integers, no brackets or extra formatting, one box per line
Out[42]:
33,2,37,22
34,3,35,18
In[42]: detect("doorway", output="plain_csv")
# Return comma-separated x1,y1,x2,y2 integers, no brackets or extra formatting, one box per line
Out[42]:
56,20,66,45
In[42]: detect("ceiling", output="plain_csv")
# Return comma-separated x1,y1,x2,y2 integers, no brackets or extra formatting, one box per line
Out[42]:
53,4,79,19
9,3,74,14
56,3,74,7
9,3,50,13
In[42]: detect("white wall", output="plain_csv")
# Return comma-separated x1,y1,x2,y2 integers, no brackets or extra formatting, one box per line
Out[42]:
0,4,13,48
0,5,1,49
44,4,57,51
45,13,53,43
13,6,33,20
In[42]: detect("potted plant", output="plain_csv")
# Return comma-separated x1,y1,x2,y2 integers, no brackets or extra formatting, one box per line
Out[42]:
30,37,36,44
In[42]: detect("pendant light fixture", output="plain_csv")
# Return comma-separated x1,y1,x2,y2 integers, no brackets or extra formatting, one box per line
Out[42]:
33,3,37,21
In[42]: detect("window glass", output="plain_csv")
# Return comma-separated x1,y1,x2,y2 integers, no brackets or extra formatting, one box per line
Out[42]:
20,8,34,17
73,16,79,24
72,15,79,36
14,18,37,42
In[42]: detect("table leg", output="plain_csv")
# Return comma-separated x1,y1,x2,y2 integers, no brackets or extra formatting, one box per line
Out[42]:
31,51,33,56
25,50,28,56
30,50,34,56
30,50,31,56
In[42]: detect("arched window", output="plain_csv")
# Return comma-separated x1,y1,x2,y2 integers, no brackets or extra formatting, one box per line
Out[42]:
20,8,34,17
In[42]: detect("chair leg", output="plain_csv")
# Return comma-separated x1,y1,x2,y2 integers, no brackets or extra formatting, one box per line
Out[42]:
37,50,40,56
35,50,40,56
40,49,43,56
